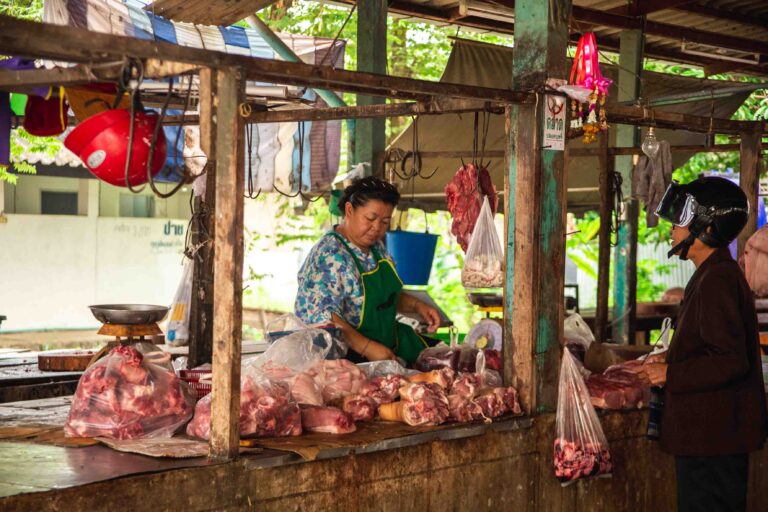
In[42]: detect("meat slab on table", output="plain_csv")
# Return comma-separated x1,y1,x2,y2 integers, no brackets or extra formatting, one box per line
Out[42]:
300,405,357,434
359,374,407,405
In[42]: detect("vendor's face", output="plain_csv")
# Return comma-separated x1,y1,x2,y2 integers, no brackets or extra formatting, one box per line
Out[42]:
344,200,394,248
671,224,709,259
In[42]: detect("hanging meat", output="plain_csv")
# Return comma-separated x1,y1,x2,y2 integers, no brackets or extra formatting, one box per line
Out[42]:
444,162,497,252
64,344,195,440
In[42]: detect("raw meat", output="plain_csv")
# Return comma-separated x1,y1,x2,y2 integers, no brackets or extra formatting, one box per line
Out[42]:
300,405,356,434
472,386,522,419
290,371,324,406
308,359,367,403
65,344,195,440
415,345,460,372
586,360,650,410
450,373,482,399
445,163,498,252
407,368,455,391
336,395,377,422
360,374,407,405
399,383,450,426
186,375,302,440
553,439,613,483
483,349,502,372
447,394,484,422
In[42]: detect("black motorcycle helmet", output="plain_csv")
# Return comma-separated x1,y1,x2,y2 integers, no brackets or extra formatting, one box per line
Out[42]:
655,176,749,260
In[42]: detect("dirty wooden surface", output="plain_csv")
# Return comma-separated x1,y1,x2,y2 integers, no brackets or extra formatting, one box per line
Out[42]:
3,408,767,511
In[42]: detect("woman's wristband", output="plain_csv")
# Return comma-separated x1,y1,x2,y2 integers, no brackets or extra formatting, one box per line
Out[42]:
360,339,372,357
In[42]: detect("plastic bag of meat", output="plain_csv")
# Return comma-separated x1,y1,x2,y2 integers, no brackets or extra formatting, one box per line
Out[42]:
245,326,333,405
461,196,504,289
554,350,613,485
307,359,368,403
564,313,595,362
445,162,498,252
65,343,195,440
186,373,302,440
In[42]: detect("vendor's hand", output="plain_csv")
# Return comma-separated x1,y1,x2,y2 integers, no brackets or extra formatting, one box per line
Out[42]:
363,340,397,361
415,302,441,333
644,351,668,364
638,362,668,386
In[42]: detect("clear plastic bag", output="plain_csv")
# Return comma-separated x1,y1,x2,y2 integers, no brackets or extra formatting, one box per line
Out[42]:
554,349,613,485
186,371,301,440
563,313,595,362
167,259,193,346
357,360,417,378
265,313,348,360
462,196,504,289
65,343,196,440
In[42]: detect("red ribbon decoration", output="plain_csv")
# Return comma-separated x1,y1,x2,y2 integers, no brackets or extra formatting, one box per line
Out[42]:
569,32,612,95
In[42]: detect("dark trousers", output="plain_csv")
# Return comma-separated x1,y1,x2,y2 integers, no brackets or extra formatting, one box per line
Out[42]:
675,454,749,512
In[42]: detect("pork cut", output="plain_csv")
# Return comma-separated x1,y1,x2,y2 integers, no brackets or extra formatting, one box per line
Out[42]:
445,163,498,252
359,374,407,405
308,359,367,403
300,405,356,434
336,395,377,422
65,344,195,440
553,439,613,483
186,375,302,440
398,382,450,426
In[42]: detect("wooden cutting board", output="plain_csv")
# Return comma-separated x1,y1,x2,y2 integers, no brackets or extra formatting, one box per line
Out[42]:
38,351,96,372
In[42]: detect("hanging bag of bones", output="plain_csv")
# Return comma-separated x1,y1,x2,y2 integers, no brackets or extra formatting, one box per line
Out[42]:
461,196,504,289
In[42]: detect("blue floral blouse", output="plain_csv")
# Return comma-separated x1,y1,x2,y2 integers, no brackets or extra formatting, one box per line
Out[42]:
295,229,395,327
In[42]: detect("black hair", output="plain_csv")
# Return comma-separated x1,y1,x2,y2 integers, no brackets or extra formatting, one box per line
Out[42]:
338,176,400,213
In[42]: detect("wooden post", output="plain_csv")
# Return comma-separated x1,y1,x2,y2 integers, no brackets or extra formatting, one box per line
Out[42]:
596,131,613,342
209,67,245,460
189,67,217,367
613,29,643,344
503,106,516,390
738,129,763,256
507,0,571,413
355,0,387,172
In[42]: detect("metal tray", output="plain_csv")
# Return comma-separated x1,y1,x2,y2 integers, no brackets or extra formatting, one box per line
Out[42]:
89,304,169,325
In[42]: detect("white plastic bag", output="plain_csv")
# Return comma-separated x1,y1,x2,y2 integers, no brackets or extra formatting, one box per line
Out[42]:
563,313,595,362
462,196,504,289
554,350,613,485
167,259,193,346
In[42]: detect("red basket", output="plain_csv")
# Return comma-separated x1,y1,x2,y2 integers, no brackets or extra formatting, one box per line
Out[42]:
179,369,212,400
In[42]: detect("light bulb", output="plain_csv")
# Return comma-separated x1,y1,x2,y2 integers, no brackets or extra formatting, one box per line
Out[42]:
641,127,660,159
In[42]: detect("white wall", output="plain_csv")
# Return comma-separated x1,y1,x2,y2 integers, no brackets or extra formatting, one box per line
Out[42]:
0,214,186,331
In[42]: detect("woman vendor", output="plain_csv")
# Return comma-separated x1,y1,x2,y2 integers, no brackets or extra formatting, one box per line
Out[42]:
295,176,441,364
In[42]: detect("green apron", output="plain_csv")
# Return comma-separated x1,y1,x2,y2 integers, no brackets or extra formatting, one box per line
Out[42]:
332,233,429,364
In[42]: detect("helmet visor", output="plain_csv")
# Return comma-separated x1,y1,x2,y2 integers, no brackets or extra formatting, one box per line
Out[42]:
655,183,698,227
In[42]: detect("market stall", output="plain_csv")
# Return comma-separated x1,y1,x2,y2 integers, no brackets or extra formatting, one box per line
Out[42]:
0,0,767,510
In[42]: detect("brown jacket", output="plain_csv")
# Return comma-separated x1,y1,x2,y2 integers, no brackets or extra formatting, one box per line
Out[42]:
660,248,767,456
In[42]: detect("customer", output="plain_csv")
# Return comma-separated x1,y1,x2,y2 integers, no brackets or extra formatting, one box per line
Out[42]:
640,177,767,512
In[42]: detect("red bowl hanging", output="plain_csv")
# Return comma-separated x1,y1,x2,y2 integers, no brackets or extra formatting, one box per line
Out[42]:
64,108,167,187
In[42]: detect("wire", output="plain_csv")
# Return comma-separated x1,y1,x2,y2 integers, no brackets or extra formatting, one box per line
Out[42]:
317,4,356,68
244,123,261,199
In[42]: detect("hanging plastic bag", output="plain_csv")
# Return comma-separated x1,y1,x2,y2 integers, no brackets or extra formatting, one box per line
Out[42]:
65,343,195,440
554,349,613,485
167,259,194,347
563,313,595,362
462,196,504,289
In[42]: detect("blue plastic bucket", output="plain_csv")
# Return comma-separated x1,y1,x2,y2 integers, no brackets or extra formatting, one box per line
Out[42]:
385,230,439,286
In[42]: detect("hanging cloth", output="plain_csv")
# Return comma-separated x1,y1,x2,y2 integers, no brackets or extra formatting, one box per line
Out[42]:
632,140,673,227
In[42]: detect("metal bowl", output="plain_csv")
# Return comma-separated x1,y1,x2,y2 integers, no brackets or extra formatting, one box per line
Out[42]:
89,304,169,325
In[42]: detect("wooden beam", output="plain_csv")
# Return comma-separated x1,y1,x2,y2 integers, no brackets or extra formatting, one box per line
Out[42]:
188,67,216,369
146,0,278,26
570,5,768,57
209,67,245,460
508,0,570,414
610,0,696,16
568,143,746,157
676,4,768,31
738,130,763,257
247,99,503,123
355,0,388,169
0,16,533,105
595,131,613,343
